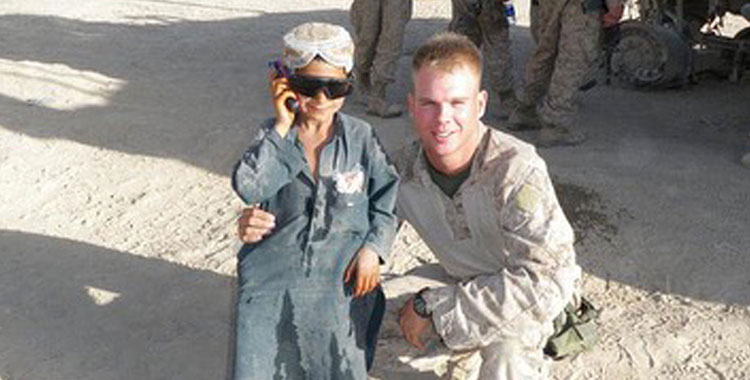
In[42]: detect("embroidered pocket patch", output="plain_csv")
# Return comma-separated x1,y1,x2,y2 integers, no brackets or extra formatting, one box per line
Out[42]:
334,169,364,195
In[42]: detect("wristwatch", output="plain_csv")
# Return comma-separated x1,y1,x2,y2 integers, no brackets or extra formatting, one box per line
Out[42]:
413,287,432,319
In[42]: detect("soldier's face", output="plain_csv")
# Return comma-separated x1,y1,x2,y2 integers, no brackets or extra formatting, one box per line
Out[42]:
408,64,487,173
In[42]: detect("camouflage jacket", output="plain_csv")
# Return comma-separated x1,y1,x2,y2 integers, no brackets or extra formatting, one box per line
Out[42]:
393,123,581,350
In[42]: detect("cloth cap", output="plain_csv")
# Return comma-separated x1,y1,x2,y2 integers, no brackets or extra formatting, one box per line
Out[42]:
282,22,354,73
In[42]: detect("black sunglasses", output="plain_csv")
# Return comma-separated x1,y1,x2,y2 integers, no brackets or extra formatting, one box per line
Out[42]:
288,74,353,99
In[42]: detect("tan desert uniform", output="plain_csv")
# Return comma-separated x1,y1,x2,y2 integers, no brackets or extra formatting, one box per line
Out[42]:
450,0,517,110
520,0,602,128
350,0,412,94
394,124,581,379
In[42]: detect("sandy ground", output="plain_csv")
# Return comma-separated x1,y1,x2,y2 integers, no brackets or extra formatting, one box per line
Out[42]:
1,0,749,379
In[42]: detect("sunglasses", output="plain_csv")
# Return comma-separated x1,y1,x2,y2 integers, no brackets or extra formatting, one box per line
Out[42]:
288,74,353,99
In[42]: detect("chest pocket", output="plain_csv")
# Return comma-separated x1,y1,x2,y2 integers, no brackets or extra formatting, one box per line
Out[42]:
326,168,369,232
329,167,366,208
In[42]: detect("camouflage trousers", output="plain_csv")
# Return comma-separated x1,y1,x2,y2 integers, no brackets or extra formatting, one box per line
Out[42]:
520,0,601,128
396,268,553,380
350,0,413,86
450,0,516,106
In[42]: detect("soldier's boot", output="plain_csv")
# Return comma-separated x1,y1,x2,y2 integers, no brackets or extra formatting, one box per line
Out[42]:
366,82,402,118
354,70,371,106
507,104,542,131
496,90,520,121
536,123,587,148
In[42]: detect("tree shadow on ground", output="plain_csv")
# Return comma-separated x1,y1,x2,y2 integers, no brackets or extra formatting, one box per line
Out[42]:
0,230,233,380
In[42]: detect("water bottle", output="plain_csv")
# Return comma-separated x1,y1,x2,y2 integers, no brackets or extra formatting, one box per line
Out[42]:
504,0,516,25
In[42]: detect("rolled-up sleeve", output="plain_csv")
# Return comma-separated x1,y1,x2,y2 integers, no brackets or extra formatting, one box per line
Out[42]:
232,120,306,205
422,166,581,351
361,130,400,262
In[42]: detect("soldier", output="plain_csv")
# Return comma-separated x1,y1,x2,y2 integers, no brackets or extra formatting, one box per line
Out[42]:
509,0,605,147
450,0,519,118
395,33,581,379
350,0,413,118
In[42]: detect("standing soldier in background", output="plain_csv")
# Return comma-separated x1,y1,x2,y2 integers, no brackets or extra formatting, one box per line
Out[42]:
450,0,520,118
509,0,608,147
350,0,413,118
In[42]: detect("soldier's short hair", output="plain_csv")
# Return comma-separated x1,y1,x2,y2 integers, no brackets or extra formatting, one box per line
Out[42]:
411,32,482,78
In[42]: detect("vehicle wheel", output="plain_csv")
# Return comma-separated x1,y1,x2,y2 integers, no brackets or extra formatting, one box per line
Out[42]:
608,21,692,89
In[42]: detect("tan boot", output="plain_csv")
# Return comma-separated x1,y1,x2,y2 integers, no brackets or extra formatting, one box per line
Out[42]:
366,82,402,118
536,125,587,147
354,70,370,106
507,104,542,131
497,90,520,120
366,96,403,118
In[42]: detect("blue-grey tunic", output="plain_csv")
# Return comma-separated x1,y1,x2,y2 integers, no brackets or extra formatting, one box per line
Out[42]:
231,113,399,379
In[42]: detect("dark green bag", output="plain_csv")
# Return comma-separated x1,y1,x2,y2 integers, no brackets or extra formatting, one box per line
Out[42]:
543,296,600,360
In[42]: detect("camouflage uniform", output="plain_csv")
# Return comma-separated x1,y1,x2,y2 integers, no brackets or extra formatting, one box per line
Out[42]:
520,0,602,129
394,124,581,379
350,0,412,97
450,0,518,111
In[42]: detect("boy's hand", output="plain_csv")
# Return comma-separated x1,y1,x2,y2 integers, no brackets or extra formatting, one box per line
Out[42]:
268,70,296,137
237,206,276,243
343,246,380,297
399,296,431,350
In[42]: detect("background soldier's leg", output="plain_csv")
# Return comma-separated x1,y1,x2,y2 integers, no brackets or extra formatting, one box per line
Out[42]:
538,1,601,128
535,0,601,146
477,0,517,117
518,0,564,108
449,0,483,47
367,0,412,118
350,0,382,99
510,0,564,129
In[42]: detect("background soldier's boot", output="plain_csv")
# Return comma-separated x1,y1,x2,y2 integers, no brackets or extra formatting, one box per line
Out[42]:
354,70,371,105
536,123,587,147
496,90,520,120
507,104,542,131
366,82,402,118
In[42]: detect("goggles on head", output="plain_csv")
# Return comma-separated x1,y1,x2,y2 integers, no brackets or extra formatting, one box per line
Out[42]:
282,23,354,73
288,74,353,99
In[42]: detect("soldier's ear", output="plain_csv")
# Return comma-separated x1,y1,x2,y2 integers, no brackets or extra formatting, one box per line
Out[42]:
476,89,488,119
407,92,415,117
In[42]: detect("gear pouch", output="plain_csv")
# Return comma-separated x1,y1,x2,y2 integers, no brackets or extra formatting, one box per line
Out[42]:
543,296,600,360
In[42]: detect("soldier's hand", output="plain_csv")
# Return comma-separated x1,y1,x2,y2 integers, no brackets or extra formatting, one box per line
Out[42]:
399,296,430,350
343,246,380,297
237,206,276,243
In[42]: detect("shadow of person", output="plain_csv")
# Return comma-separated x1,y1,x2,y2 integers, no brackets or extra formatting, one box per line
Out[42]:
0,230,233,380
0,12,447,177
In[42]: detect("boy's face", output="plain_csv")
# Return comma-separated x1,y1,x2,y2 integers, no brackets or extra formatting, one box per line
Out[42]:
407,64,487,174
293,59,347,123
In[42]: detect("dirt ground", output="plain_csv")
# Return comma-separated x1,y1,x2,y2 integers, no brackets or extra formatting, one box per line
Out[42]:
1,1,749,379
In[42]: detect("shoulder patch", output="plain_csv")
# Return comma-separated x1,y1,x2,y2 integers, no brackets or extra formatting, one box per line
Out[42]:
515,184,541,213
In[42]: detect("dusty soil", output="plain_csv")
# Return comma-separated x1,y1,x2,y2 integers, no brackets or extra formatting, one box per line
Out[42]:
1,1,749,379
